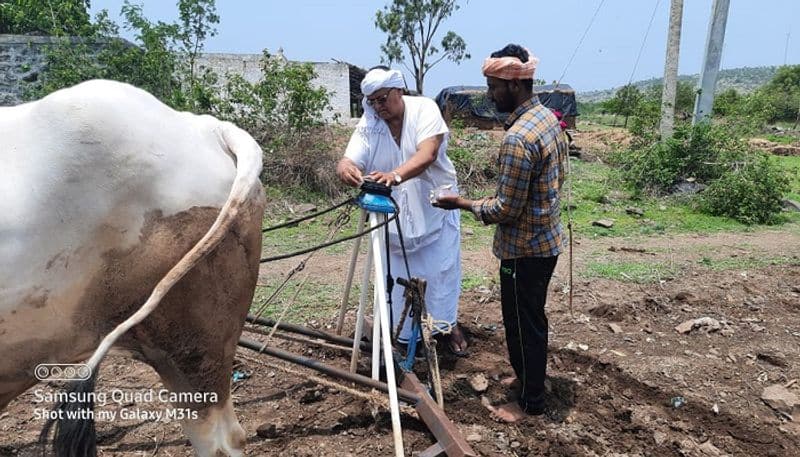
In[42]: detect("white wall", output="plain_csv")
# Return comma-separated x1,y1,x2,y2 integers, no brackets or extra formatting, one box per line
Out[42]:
195,52,353,122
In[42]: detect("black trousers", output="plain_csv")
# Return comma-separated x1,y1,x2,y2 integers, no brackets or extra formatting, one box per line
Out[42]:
499,256,558,414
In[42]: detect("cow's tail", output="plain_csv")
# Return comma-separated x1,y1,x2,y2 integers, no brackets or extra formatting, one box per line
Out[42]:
39,121,263,457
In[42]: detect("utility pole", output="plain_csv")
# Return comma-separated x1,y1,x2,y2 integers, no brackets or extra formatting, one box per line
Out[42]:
785,32,791,66
660,0,684,139
693,0,730,124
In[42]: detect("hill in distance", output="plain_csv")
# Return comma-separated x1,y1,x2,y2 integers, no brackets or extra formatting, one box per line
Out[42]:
577,66,780,103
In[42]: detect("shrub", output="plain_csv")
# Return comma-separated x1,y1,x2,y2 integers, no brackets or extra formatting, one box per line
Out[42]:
258,125,347,198
713,88,740,116
615,120,792,224
725,89,777,134
614,123,747,195
626,97,661,149
700,153,790,224
762,65,800,122
215,51,333,144
445,121,496,194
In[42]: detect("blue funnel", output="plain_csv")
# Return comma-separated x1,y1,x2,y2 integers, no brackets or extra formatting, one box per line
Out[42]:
357,192,395,214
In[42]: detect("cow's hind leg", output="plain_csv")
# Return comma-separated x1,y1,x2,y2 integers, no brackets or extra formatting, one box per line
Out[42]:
181,396,245,457
134,215,261,457
140,346,247,457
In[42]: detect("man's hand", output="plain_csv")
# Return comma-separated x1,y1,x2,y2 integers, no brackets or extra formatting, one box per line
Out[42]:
433,194,469,210
336,158,363,187
366,171,395,187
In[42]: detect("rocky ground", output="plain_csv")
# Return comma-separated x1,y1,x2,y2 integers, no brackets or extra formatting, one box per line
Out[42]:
2,226,799,456
2,129,799,456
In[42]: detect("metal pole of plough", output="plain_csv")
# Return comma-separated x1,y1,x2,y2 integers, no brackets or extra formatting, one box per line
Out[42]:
246,314,370,352
350,227,373,373
368,211,404,457
371,281,381,380
237,337,418,403
336,209,367,335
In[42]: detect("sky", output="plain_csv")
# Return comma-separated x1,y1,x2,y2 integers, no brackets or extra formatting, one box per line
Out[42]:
89,0,800,97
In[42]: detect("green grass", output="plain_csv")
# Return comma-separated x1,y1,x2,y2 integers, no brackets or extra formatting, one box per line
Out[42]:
563,158,800,237
459,211,494,249
582,254,799,284
777,155,800,202
764,134,798,145
696,254,800,271
261,191,366,257
579,113,630,128
250,281,343,324
583,259,679,283
461,271,493,291
565,160,752,237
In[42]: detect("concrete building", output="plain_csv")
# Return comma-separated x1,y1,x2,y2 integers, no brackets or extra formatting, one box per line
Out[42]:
196,50,366,122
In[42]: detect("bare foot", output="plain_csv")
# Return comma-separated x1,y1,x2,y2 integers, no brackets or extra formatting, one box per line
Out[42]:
482,400,528,423
500,376,520,388
445,323,469,356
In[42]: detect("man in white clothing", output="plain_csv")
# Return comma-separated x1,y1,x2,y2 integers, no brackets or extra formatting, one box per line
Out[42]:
336,68,468,355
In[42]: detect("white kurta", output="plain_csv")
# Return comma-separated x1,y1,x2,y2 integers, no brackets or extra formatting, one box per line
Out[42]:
345,96,462,342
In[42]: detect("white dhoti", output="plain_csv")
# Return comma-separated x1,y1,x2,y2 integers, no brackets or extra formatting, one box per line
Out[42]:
388,210,461,343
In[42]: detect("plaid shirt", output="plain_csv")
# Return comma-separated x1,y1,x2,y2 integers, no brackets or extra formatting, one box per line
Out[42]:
474,97,567,259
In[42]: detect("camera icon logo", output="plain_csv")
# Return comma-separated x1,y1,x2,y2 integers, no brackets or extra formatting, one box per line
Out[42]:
34,364,92,381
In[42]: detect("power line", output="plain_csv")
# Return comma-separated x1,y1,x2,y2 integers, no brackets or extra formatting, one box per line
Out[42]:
626,0,662,86
612,0,662,128
556,0,606,86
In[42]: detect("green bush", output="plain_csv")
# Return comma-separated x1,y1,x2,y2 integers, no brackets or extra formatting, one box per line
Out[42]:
600,84,642,127
214,51,334,189
614,123,747,195
724,89,777,134
713,88,740,116
446,121,496,193
700,153,790,224
615,121,792,224
626,97,661,149
762,65,800,122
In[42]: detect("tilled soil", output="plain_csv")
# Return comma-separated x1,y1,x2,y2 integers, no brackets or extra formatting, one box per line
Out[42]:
2,228,799,456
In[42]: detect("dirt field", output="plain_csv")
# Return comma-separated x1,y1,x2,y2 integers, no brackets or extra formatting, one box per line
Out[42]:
3,128,800,456
2,223,799,456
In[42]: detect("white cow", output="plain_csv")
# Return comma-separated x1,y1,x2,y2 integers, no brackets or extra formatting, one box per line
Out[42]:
0,80,266,456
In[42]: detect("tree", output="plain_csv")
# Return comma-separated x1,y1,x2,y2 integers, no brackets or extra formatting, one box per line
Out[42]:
601,84,642,126
0,0,95,35
762,64,800,122
712,88,740,116
374,0,469,95
644,81,696,116
217,51,332,147
27,0,221,112
176,0,218,83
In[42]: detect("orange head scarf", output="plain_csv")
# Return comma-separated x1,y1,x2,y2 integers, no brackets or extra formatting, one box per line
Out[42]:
481,48,539,80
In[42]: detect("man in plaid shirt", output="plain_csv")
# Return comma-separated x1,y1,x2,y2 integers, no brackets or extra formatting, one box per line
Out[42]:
434,43,568,422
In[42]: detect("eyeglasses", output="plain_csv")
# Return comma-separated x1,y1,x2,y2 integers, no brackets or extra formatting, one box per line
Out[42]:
366,90,393,107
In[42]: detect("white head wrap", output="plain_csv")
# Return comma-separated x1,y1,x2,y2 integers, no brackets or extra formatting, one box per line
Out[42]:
361,68,406,96
360,68,406,127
